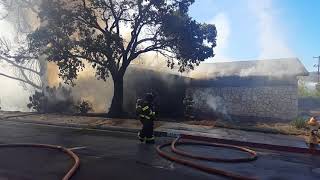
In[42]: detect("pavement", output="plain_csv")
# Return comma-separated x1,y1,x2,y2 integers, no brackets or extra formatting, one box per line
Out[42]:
0,112,319,179
0,120,214,180
0,112,311,149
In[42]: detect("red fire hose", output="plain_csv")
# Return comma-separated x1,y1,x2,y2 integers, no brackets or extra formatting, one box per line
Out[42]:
157,136,259,180
0,143,80,180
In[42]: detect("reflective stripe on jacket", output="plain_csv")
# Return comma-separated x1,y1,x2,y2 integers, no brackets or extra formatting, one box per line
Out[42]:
138,105,155,120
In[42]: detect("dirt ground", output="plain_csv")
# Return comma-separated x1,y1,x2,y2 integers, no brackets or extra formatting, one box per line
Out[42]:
185,119,307,136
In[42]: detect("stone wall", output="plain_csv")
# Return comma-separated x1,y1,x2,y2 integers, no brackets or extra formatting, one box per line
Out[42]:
187,86,298,121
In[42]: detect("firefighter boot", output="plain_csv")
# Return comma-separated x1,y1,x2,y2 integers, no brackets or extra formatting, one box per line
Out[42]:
306,129,319,148
138,132,145,143
145,136,155,144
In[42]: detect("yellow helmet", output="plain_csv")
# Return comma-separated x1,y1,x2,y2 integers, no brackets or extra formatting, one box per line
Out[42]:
308,117,319,126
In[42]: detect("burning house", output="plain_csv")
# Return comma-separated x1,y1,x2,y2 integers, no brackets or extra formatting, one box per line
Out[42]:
49,58,308,121
186,58,309,121
121,58,308,121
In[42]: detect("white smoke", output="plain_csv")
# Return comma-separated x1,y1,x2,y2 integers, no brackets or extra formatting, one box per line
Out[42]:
0,20,30,111
205,13,231,63
299,78,319,93
247,0,294,59
188,58,306,80
186,0,300,80
206,95,228,116
191,90,231,120
238,58,305,77
305,82,317,91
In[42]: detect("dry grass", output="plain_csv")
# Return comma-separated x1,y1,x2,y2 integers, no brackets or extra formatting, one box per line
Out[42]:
2,112,308,136
186,119,308,136
255,123,307,135
185,120,216,127
110,119,126,126
154,121,164,128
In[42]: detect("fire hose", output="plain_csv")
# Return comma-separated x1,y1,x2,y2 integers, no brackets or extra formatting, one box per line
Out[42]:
0,143,80,180
157,136,259,180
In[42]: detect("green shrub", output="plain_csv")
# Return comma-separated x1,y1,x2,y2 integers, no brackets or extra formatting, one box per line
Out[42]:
291,117,307,129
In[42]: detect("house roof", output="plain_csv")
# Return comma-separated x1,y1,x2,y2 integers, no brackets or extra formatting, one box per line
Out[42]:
188,58,309,80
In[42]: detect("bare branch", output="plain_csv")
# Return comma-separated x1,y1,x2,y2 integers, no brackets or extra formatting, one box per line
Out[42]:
133,44,167,58
0,55,40,75
0,72,41,90
125,2,153,62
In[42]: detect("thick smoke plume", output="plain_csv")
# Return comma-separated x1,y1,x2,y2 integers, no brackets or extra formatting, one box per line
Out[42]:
46,52,186,113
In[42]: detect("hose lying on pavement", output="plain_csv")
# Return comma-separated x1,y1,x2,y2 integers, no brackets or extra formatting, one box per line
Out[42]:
0,143,80,180
157,136,258,180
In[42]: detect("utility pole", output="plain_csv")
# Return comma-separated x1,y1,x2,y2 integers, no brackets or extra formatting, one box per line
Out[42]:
314,56,320,83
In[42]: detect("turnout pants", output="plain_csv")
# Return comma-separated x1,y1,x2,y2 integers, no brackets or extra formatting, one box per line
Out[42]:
138,118,154,143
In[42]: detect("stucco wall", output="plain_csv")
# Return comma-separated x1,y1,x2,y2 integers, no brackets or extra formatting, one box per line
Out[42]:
187,86,298,121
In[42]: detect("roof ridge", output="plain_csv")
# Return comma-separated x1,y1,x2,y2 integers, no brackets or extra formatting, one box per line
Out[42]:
201,57,299,64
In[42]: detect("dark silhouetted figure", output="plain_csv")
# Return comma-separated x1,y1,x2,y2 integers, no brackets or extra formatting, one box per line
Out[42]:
136,93,156,144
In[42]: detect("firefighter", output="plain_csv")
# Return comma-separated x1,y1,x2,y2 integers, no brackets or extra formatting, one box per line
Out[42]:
136,93,156,144
183,94,195,119
306,117,320,147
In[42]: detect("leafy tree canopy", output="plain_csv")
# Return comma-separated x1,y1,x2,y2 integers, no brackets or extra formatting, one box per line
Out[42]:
29,0,217,84
28,0,217,116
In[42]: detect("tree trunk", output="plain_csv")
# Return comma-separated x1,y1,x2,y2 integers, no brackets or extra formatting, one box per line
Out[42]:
108,75,124,117
39,55,48,92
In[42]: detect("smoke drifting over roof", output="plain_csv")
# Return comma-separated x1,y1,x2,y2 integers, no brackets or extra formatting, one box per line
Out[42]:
188,58,309,80
0,0,310,114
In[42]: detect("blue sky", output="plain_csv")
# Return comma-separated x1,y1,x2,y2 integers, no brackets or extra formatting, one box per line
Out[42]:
189,0,320,71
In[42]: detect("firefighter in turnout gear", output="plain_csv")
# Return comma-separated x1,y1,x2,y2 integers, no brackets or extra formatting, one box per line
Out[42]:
183,94,195,119
306,117,320,147
136,93,156,144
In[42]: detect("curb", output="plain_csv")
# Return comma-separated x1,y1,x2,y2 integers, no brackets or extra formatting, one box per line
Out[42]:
1,115,170,136
181,134,320,155
0,117,140,134
1,116,319,155
156,129,320,155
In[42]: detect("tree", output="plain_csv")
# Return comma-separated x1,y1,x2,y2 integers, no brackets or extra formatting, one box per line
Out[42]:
0,36,47,91
0,0,45,91
28,0,217,117
0,0,41,33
